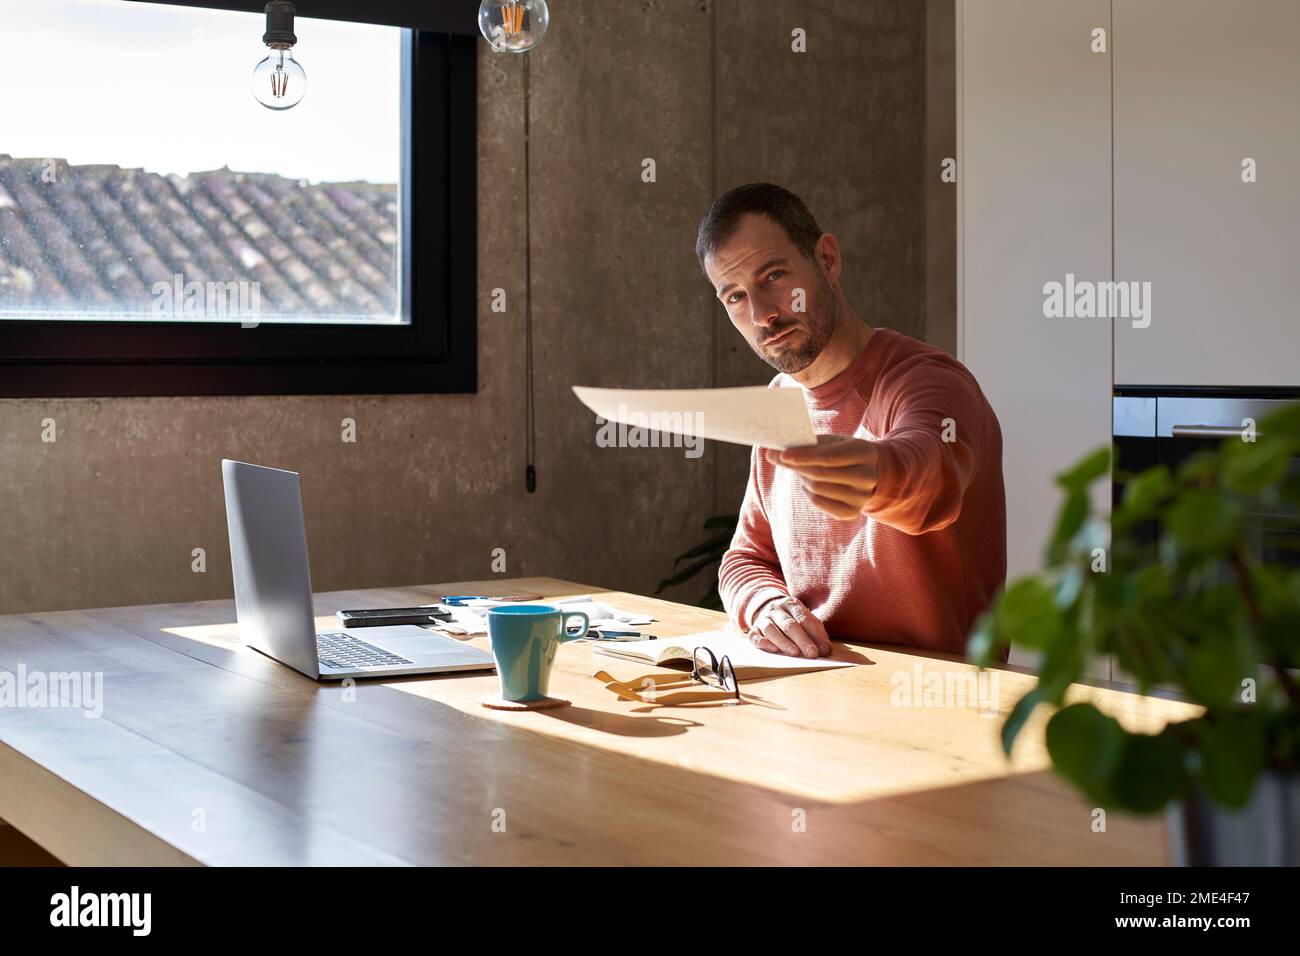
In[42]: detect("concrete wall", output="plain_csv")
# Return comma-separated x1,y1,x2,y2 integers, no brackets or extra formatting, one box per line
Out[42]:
0,0,932,615
711,0,929,506
926,0,957,356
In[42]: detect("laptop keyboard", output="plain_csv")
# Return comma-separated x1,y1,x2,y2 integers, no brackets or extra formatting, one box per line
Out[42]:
317,631,414,670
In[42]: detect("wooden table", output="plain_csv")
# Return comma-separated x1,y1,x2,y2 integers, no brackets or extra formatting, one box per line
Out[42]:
0,577,1198,865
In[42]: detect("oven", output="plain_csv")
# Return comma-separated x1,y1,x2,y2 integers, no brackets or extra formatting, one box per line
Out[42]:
1113,393,1300,568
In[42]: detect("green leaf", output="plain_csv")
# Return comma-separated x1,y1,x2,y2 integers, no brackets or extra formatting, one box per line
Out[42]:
1055,446,1111,492
670,532,733,567
1164,489,1243,555
696,583,723,611
1194,714,1265,809
966,610,999,668
1107,728,1187,814
1264,708,1300,771
1046,490,1089,564
1046,703,1125,798
1222,437,1292,495
1000,688,1044,756
1054,563,1085,608
993,578,1063,650
653,551,722,594
659,514,739,597
1116,464,1172,525
1248,564,1300,664
1034,634,1084,702
1130,562,1174,604
1257,400,1300,446
1183,629,1247,709
1089,556,1127,611
1280,472,1300,510
1178,450,1221,484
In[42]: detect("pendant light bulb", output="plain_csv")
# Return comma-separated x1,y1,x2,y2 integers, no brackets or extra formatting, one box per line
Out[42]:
479,0,549,54
254,1,306,110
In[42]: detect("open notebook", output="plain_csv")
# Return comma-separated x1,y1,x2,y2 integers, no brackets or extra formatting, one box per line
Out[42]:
592,629,855,679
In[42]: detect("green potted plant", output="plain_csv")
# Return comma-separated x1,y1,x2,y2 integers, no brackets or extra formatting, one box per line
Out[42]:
655,514,739,610
969,403,1300,865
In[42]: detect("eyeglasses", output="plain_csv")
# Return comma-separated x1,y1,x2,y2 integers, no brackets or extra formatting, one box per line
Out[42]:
691,646,740,700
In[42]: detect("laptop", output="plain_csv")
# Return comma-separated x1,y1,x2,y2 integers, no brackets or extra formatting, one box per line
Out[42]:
221,459,496,680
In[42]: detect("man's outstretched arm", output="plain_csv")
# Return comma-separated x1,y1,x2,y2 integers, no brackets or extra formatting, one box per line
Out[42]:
766,362,986,534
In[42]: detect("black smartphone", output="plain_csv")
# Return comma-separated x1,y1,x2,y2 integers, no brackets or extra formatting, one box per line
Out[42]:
337,607,454,628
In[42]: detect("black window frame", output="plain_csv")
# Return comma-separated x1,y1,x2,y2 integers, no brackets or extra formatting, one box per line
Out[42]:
0,23,476,397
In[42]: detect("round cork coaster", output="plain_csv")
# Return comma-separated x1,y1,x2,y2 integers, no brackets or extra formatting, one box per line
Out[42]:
480,695,572,712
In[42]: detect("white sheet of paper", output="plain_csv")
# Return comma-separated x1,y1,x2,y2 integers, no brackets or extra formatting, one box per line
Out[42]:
433,598,655,635
572,385,817,450
594,628,856,672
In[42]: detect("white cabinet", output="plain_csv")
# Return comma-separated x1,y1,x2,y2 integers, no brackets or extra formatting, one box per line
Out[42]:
958,0,1114,579
958,0,1114,674
1113,0,1300,387
960,0,1299,682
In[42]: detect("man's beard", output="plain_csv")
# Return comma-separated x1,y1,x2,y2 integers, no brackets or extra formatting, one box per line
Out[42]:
752,277,838,375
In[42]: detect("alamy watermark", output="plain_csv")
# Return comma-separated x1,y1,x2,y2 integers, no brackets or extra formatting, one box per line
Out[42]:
50,886,150,936
152,273,261,327
0,665,104,718
1042,273,1151,328
595,406,705,460
890,663,999,717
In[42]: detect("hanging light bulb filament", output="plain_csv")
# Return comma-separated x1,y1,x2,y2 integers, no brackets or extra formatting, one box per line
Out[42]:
502,1,525,37
270,51,289,99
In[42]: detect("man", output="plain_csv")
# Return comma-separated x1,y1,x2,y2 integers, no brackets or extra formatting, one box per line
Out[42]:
698,183,1006,659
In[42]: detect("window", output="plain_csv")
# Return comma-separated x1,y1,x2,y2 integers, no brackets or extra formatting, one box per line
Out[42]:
0,0,476,395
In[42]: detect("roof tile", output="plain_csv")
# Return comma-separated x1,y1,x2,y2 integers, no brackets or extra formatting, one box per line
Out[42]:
0,156,399,320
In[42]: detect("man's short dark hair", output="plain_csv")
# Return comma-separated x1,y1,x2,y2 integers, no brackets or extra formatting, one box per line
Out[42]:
695,182,824,268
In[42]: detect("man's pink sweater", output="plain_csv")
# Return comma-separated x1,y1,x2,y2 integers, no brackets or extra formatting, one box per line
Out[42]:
719,329,1006,656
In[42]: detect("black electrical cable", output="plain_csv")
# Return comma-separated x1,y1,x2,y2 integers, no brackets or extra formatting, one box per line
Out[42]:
523,50,536,493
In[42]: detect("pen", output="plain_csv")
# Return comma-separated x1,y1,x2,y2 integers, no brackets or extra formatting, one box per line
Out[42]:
588,630,657,641
442,594,542,606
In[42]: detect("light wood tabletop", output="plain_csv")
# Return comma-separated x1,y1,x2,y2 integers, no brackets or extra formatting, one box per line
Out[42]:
0,576,1199,865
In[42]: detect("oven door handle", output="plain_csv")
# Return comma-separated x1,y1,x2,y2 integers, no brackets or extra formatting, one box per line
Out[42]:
1170,424,1252,440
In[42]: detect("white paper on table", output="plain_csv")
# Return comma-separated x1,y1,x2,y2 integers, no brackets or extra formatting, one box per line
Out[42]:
593,629,857,676
572,384,817,450
552,597,654,626
430,604,488,635
433,597,655,635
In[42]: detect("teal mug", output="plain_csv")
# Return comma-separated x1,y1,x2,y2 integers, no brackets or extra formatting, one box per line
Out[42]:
486,605,589,702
